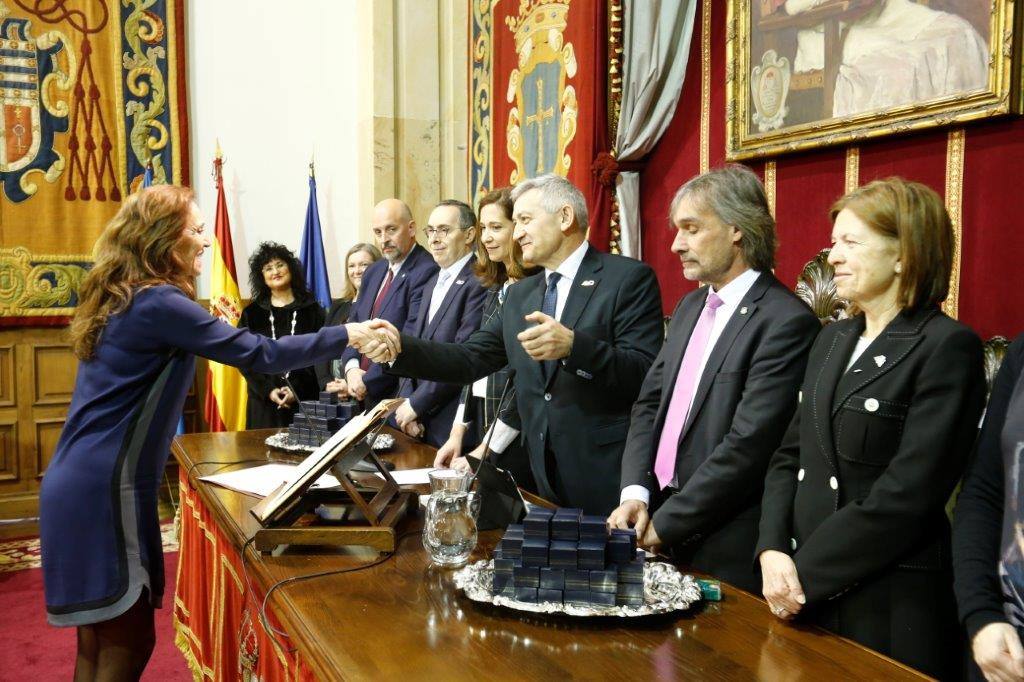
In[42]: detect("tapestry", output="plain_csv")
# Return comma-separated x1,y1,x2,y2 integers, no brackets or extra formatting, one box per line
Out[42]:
471,0,609,242
0,0,189,326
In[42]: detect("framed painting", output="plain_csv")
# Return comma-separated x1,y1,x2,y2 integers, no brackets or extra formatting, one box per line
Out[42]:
726,0,1023,160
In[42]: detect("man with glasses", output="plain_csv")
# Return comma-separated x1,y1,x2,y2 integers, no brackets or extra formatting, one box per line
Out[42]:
375,175,663,515
394,200,487,446
342,198,438,406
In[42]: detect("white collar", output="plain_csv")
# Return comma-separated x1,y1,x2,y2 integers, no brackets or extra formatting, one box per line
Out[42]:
709,268,760,307
438,253,473,282
544,239,590,284
389,248,412,275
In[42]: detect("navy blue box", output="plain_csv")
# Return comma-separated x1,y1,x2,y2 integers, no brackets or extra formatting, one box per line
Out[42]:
611,527,637,549
504,523,524,538
537,588,563,604
493,558,515,575
513,565,540,588
579,515,608,540
607,535,634,564
299,400,318,416
523,512,552,538
590,591,616,607
319,391,338,404
616,581,644,600
514,587,538,603
578,540,605,570
551,508,582,541
564,569,590,591
496,537,522,559
549,540,577,568
521,538,548,567
619,557,644,584
564,589,592,607
590,568,618,593
493,573,513,594
539,567,565,590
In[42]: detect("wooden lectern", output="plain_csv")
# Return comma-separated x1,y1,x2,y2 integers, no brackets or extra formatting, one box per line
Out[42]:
250,399,413,553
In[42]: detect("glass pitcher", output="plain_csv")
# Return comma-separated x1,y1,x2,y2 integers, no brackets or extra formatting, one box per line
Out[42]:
423,470,481,566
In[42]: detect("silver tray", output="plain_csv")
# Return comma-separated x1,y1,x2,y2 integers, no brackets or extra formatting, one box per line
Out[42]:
264,431,395,453
453,559,702,617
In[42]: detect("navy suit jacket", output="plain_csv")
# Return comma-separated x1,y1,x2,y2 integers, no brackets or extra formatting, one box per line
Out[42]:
342,243,438,405
389,244,664,514
398,257,488,447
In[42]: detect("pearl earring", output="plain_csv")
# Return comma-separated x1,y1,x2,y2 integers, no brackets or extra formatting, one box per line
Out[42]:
895,263,902,274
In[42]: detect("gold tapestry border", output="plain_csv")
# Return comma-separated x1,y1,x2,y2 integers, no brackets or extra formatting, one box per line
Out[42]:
764,160,776,218
0,247,92,319
845,147,859,194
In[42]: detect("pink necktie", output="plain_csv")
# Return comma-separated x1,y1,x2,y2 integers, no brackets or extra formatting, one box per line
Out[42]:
653,292,724,489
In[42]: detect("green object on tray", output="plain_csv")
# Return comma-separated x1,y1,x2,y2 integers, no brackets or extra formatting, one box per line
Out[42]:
697,578,722,601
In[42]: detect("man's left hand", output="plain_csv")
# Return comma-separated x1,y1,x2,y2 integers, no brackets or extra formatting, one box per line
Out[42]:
639,521,662,552
517,311,574,361
395,400,417,429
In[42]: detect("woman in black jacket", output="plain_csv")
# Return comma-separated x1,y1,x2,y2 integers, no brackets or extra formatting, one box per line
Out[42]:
954,334,1024,681
238,242,325,428
757,178,986,679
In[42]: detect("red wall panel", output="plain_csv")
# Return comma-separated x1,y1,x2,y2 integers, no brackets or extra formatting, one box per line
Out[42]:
638,0,1024,340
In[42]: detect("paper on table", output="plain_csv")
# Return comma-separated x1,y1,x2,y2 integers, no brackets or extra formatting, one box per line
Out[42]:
374,467,433,486
200,463,341,498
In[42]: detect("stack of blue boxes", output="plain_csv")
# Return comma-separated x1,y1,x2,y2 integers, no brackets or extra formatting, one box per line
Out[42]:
287,393,359,447
492,506,645,607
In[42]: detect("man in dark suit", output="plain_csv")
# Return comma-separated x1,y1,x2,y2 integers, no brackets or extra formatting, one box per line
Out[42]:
343,199,438,406
394,200,487,447
608,165,820,593
372,174,663,515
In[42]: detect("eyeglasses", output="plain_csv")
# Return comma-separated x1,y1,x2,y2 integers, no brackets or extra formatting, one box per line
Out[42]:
423,226,468,238
261,261,289,274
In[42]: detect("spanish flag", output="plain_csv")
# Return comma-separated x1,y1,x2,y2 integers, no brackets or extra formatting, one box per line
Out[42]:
203,148,247,431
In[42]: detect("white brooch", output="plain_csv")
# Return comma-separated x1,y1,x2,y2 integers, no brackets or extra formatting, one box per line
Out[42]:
873,355,886,367
581,280,595,287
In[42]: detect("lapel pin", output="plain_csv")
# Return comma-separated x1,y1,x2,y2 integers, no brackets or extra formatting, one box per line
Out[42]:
739,306,748,315
581,280,595,287
853,369,863,373
873,355,886,367
455,279,464,285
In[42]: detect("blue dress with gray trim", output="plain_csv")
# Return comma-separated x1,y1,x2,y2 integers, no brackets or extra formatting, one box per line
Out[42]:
39,285,348,626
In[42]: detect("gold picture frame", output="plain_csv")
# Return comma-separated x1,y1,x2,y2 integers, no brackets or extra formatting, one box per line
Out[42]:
726,0,1023,160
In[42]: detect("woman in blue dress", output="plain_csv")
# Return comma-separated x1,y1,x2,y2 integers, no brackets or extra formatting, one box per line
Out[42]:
39,185,387,680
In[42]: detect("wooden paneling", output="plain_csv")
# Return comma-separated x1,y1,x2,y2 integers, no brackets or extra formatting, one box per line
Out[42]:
32,345,76,406
0,346,14,407
0,420,17,482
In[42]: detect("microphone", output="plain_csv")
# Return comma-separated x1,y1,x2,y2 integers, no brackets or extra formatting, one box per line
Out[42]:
466,374,514,490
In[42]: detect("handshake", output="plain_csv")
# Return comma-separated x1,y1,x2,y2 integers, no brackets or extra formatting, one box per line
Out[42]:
344,319,402,364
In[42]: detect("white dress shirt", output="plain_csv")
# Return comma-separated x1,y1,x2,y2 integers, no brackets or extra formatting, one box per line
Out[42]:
345,251,413,374
621,268,762,506
427,253,473,324
483,240,591,455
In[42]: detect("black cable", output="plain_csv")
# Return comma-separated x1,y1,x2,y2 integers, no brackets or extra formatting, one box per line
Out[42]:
184,458,269,487
256,529,420,652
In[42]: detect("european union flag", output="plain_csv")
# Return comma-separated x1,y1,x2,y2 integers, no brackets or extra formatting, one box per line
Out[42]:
300,165,331,309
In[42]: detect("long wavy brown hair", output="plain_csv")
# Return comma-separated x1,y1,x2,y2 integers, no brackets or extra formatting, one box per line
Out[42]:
70,185,198,360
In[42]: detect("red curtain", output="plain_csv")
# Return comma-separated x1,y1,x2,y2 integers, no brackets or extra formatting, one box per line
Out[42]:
638,0,1024,341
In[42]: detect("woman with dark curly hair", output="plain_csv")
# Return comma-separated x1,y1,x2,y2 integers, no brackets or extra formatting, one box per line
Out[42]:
238,242,325,428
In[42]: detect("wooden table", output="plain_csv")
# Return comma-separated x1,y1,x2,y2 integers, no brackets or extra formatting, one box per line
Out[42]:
172,429,927,681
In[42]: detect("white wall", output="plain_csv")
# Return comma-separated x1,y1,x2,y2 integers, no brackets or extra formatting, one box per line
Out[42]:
187,0,371,298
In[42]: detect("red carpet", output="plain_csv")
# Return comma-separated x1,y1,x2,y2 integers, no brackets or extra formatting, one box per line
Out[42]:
0,551,192,681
